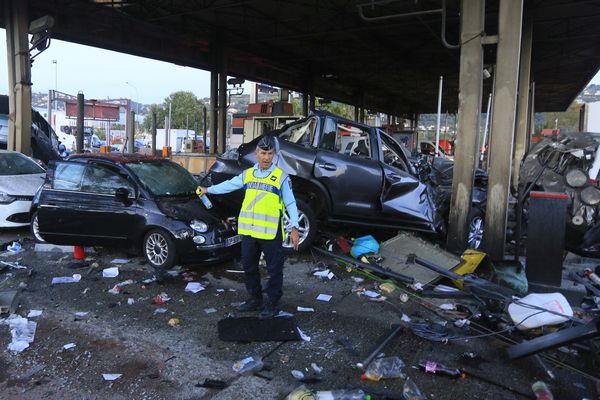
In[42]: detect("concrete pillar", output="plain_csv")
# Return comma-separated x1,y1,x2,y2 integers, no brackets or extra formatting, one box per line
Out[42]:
76,93,84,153
127,110,135,153
210,69,218,154
511,12,533,191
447,0,485,253
483,0,524,260
218,49,227,153
250,82,258,104
151,112,157,154
354,106,360,122
5,0,31,156
309,95,316,111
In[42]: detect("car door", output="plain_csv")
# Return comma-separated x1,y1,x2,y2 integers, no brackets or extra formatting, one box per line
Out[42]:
37,161,89,244
314,117,382,216
76,163,141,246
378,132,439,232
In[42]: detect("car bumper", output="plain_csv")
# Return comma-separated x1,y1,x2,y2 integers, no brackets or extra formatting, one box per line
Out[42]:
176,233,242,264
0,200,32,228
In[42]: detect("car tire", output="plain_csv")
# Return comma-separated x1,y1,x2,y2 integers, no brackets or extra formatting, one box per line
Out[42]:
283,199,317,252
30,211,45,243
467,207,485,250
143,229,177,270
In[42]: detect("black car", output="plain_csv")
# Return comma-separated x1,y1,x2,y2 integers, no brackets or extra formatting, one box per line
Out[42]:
206,110,486,251
30,153,240,269
0,95,61,165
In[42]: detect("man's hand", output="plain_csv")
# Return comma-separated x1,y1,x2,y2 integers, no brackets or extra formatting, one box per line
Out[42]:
196,186,208,196
290,227,300,251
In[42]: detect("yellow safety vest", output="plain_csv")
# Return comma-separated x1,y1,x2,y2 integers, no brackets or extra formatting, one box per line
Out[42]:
238,167,286,239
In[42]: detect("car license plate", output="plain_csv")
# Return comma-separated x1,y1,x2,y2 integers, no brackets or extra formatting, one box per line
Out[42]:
225,235,242,247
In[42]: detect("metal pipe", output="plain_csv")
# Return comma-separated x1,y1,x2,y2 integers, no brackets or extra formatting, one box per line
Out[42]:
357,0,442,22
76,92,84,153
356,325,403,369
435,75,443,157
480,93,492,163
151,112,156,154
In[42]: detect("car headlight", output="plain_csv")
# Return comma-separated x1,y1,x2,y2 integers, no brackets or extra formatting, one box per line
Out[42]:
566,169,587,188
0,192,16,204
190,219,208,233
580,186,600,206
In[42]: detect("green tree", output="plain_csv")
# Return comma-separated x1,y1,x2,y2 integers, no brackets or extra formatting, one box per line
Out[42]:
316,99,354,119
142,91,206,132
541,101,581,133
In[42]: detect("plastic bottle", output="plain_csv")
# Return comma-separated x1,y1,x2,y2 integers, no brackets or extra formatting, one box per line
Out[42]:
403,378,425,400
315,389,366,400
361,356,405,382
231,355,264,375
531,381,554,400
417,360,463,378
199,193,213,209
584,268,600,286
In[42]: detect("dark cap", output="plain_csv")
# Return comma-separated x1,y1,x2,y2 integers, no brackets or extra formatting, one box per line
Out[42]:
257,135,276,151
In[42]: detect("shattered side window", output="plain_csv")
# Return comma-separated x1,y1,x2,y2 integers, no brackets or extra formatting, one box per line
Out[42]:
319,118,340,152
81,165,133,195
53,163,85,191
278,117,316,147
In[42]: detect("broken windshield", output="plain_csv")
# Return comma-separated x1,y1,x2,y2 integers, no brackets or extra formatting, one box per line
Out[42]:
128,160,198,196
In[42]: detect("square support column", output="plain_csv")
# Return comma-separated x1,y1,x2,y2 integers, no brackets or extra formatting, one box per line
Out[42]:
511,13,533,191
5,0,31,156
218,49,227,154
209,69,218,154
483,0,524,260
446,0,485,253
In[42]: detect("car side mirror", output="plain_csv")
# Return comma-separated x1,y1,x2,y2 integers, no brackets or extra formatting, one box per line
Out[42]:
115,187,130,202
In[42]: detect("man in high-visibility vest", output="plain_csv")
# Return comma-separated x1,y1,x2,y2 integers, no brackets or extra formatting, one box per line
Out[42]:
198,135,299,319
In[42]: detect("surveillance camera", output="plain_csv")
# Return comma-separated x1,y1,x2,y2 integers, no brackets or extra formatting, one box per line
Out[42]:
29,15,54,35
227,77,245,86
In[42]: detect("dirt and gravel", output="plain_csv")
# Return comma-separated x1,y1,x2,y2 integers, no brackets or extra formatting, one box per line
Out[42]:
0,230,597,400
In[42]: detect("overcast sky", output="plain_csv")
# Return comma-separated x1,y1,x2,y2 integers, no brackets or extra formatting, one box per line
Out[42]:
0,29,599,106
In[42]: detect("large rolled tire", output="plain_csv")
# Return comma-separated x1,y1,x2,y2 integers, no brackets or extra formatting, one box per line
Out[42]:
30,211,46,243
283,199,317,252
467,207,485,250
143,229,177,269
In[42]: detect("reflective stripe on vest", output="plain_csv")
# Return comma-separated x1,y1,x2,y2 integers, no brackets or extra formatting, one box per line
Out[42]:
238,167,285,239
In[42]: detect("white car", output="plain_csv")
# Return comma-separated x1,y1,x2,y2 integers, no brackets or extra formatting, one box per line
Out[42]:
0,150,46,227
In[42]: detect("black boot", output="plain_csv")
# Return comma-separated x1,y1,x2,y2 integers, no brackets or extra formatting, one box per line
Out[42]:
259,299,279,320
237,296,263,312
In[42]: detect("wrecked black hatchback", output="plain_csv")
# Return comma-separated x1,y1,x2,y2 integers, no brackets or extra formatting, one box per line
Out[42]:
206,110,486,251
30,154,240,269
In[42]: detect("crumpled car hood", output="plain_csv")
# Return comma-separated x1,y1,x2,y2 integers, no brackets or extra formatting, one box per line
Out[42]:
0,173,45,196
155,196,223,224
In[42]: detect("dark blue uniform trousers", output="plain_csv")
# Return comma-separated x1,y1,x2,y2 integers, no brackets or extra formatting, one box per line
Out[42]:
241,224,284,303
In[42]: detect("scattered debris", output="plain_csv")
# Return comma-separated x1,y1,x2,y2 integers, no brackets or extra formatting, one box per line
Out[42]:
7,241,23,253
291,370,305,380
110,259,129,264
1,314,37,352
297,306,314,312
232,355,264,375
154,308,168,314
403,377,425,399
1,260,27,269
0,290,19,315
185,282,206,293
311,363,323,374
127,298,135,305
316,294,332,302
107,285,121,295
153,293,170,304
27,310,43,318
102,373,122,381
297,327,311,342
168,318,180,327
102,267,119,278
204,308,217,314
507,292,573,330
51,274,82,284
63,343,76,350
74,311,89,317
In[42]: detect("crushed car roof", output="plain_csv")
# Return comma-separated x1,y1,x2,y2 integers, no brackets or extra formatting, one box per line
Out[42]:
68,153,163,164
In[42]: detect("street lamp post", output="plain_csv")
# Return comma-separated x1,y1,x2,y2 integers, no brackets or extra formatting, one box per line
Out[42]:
52,59,57,111
125,81,139,113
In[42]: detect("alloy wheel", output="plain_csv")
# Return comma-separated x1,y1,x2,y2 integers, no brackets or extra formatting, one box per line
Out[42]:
145,232,169,266
283,209,310,248
467,216,484,249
